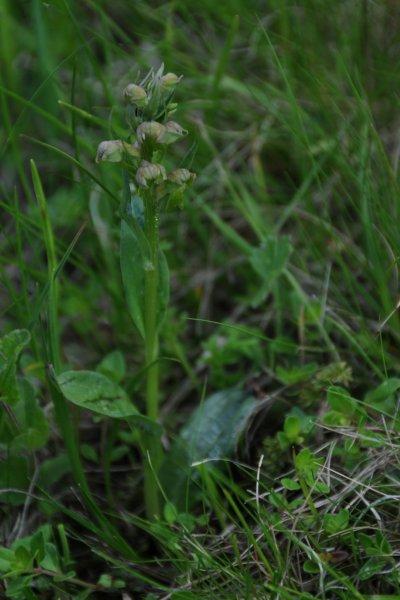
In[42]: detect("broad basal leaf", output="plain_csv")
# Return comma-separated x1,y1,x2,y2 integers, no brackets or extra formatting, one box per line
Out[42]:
180,388,258,462
56,370,160,433
161,388,259,507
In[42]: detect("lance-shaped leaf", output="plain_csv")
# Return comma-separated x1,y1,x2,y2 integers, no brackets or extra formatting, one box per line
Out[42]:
120,218,170,339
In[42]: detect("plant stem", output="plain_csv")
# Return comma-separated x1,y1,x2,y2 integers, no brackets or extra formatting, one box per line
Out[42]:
143,191,163,518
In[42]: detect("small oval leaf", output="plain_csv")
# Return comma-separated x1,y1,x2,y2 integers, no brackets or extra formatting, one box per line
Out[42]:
57,370,138,419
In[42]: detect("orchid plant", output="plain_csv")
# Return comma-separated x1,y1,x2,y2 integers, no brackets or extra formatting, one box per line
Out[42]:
96,65,195,518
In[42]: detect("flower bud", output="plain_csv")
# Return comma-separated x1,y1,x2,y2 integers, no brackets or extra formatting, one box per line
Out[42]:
123,83,147,107
96,140,124,163
136,160,166,188
160,72,181,88
167,102,178,117
160,121,187,144
168,168,196,185
136,121,166,144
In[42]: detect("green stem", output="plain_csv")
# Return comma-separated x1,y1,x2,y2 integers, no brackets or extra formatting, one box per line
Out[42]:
143,191,163,518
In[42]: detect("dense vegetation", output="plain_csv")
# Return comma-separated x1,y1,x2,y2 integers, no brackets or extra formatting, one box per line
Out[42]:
1,1,400,598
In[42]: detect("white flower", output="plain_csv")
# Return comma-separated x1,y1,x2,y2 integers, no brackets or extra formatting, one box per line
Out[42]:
136,160,167,187
96,140,139,163
96,140,124,163
160,121,187,144
168,168,196,185
136,121,166,144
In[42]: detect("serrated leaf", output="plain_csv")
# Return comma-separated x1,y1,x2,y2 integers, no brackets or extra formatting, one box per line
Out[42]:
56,370,160,434
120,220,170,338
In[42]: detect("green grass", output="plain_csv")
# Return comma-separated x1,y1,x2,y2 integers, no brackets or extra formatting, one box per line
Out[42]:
1,0,400,598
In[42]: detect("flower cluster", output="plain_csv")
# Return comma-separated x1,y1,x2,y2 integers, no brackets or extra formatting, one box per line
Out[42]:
96,65,195,206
